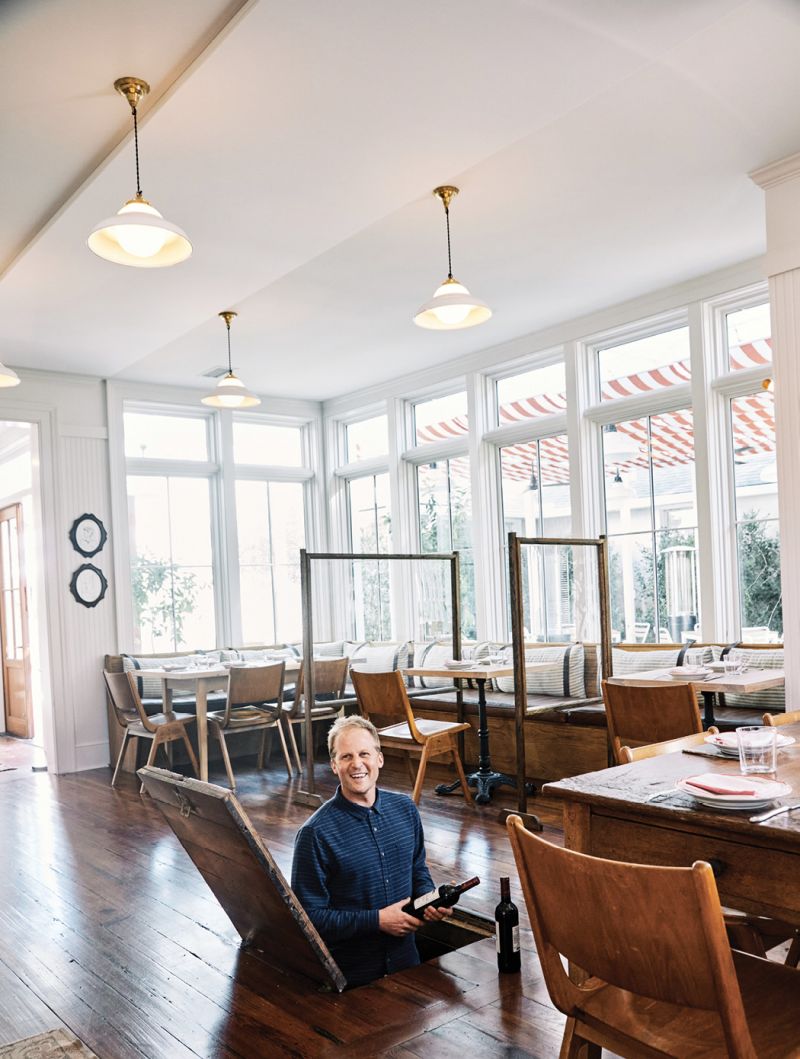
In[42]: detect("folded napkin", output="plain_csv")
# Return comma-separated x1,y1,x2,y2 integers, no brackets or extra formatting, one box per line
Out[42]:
684,774,756,796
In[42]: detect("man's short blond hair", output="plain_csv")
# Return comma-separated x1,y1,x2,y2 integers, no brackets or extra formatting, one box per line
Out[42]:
328,715,381,759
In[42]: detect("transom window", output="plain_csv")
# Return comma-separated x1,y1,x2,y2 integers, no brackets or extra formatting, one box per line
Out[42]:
413,391,468,445
496,362,566,425
346,415,389,462
124,411,209,461
233,419,303,466
597,326,690,402
727,303,772,373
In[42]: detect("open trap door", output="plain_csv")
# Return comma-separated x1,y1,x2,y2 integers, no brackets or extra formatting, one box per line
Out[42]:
139,766,495,990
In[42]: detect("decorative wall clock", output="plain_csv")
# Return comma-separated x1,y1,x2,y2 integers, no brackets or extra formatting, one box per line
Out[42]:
69,513,107,558
69,563,108,608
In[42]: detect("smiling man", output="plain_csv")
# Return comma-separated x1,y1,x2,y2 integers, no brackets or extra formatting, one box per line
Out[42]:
291,714,450,987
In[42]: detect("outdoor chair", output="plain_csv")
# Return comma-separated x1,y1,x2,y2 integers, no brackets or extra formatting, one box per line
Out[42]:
506,814,800,1058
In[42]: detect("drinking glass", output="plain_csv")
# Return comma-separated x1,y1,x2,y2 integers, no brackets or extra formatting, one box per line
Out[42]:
737,725,777,774
724,656,742,676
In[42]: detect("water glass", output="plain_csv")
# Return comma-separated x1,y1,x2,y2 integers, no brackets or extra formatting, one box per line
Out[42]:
737,725,777,774
724,656,741,676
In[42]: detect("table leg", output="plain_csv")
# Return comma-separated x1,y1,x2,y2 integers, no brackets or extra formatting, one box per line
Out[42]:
435,679,525,803
702,689,717,728
195,681,208,782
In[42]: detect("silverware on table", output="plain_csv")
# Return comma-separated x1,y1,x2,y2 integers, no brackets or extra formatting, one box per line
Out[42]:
750,802,800,824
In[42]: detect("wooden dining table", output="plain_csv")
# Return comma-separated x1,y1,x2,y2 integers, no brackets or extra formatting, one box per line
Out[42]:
137,659,301,781
543,722,800,926
607,666,785,727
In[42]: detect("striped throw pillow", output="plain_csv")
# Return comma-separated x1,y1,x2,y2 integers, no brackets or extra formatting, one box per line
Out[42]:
495,644,585,699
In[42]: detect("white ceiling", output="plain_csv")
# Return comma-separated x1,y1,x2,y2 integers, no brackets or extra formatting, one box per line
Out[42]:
2,0,799,402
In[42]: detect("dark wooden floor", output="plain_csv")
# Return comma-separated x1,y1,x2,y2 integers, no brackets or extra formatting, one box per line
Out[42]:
0,745,576,1058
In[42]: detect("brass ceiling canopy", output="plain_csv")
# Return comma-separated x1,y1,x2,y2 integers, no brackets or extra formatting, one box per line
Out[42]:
114,76,150,111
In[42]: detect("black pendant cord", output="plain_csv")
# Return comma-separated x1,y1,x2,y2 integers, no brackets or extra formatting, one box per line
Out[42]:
132,106,142,197
226,324,233,374
444,203,453,279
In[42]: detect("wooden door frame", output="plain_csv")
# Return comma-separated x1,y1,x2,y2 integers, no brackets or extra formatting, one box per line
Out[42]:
0,501,33,737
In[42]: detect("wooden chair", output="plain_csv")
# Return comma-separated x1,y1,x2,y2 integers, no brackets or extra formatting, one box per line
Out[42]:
618,729,717,763
103,670,199,793
764,709,800,727
206,663,292,790
351,669,472,805
283,657,350,773
506,814,800,1058
620,731,800,969
603,678,702,765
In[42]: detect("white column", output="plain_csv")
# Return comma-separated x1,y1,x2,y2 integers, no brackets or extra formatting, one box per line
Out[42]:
750,153,800,704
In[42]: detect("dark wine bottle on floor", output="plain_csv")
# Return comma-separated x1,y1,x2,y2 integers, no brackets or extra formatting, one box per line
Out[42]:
495,876,521,973
403,876,480,918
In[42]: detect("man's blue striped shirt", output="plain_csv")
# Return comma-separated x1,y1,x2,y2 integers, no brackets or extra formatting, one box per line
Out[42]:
291,786,435,987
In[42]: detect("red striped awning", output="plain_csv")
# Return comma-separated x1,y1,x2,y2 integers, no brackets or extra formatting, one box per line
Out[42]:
414,341,774,485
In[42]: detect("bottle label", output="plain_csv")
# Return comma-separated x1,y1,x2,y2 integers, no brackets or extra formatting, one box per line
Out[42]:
413,888,438,911
497,926,521,953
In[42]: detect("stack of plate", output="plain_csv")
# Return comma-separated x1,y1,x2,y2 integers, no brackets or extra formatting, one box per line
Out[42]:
704,731,796,758
676,773,791,810
444,659,472,670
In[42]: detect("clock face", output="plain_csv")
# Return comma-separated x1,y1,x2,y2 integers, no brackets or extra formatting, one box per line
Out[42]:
69,514,107,557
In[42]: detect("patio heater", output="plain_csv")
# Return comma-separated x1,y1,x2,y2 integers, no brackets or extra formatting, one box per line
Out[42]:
663,545,697,641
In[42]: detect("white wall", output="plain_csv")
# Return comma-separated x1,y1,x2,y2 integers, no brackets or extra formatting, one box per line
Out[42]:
0,370,115,773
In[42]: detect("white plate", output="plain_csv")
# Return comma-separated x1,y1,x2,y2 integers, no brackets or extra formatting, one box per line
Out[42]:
707,660,727,671
444,660,471,669
705,732,796,757
668,666,711,679
676,774,791,809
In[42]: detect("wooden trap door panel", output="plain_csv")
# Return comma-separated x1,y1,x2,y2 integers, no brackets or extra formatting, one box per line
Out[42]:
138,766,347,992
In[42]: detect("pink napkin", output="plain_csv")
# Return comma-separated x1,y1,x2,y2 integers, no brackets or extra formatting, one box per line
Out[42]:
684,774,756,796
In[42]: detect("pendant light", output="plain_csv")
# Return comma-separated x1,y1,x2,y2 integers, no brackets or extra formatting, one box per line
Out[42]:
88,77,192,268
413,186,491,330
201,312,261,409
0,362,20,387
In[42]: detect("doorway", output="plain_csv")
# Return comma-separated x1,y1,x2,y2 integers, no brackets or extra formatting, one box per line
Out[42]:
0,421,48,771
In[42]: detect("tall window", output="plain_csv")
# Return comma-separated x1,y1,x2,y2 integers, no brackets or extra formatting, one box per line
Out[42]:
347,473,391,640
235,480,305,645
417,456,474,639
603,411,698,644
233,418,307,644
127,474,216,652
500,436,571,638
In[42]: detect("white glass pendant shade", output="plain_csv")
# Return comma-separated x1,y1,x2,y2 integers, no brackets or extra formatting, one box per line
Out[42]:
89,197,192,267
0,361,20,387
201,372,261,409
413,277,492,330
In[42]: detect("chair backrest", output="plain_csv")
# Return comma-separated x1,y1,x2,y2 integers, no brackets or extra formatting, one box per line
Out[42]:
288,657,349,718
223,663,285,724
505,816,756,1058
351,670,424,742
103,670,154,732
602,679,703,764
763,709,800,727
619,728,717,764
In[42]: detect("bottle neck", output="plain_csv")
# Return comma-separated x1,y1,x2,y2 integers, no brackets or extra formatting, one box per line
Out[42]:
500,876,510,900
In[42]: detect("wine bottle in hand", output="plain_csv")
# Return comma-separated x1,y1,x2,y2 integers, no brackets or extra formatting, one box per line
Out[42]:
402,876,480,918
495,876,521,973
